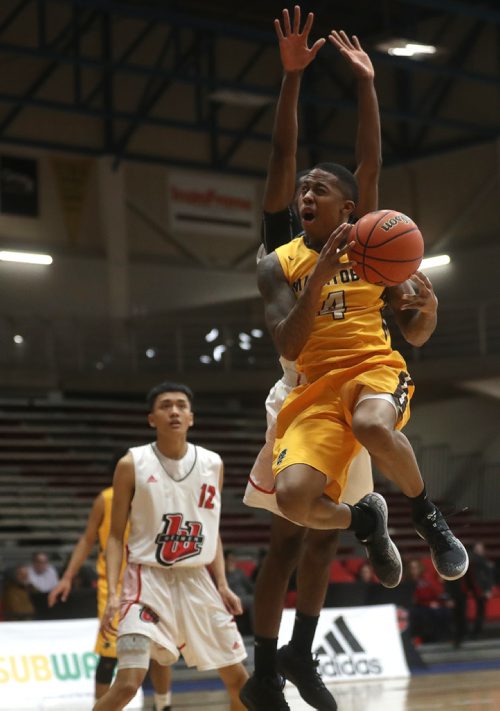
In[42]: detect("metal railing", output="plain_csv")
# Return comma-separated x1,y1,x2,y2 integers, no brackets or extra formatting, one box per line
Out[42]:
1,297,499,377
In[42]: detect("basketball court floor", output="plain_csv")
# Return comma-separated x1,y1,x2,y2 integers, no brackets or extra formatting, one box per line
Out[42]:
162,669,500,710
16,667,500,710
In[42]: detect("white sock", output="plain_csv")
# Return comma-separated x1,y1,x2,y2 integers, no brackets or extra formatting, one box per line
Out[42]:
154,690,172,710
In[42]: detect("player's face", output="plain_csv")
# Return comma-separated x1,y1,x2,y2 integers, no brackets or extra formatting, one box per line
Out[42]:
297,169,354,242
148,392,193,435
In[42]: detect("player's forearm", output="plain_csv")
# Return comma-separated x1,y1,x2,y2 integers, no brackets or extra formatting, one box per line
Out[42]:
273,275,324,360
264,71,302,212
272,71,302,158
401,310,437,347
105,535,124,597
207,536,228,590
355,77,382,173
61,537,94,582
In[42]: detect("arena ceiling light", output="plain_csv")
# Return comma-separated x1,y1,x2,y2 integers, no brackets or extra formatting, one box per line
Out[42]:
0,250,53,265
421,254,450,270
376,39,438,58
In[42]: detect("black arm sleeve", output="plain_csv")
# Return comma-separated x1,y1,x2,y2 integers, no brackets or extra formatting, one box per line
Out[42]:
261,207,302,253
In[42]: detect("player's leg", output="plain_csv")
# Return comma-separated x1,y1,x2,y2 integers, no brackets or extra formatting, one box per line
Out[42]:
352,396,468,580
277,529,340,711
149,659,172,711
217,663,249,711
93,634,150,710
275,462,402,588
241,515,306,710
94,655,117,699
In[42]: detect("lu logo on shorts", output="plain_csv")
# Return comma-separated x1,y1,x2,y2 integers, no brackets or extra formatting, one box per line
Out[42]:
276,448,288,466
139,605,160,625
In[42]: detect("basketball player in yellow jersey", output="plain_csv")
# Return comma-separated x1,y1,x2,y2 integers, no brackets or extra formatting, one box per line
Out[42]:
258,134,468,587
241,10,380,711
49,486,172,710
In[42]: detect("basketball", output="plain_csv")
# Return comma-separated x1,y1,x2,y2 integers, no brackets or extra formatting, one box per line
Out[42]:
349,209,424,286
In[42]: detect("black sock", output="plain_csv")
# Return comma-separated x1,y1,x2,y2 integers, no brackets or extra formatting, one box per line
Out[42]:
290,611,319,656
254,636,278,678
409,484,435,522
348,503,377,540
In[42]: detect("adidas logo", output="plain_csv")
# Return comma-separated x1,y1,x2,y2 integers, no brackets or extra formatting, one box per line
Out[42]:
314,615,383,678
147,474,158,483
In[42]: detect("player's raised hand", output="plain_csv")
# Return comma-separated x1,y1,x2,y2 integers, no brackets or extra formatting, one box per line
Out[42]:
48,578,72,607
400,271,438,314
329,31,374,80
313,222,356,283
275,5,325,73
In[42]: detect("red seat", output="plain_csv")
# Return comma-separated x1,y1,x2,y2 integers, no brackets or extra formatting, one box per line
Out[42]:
329,560,355,582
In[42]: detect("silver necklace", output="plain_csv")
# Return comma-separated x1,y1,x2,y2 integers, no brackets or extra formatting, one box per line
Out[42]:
150,442,197,482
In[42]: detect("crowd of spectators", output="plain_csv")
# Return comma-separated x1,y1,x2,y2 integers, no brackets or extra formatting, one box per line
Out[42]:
1,543,497,651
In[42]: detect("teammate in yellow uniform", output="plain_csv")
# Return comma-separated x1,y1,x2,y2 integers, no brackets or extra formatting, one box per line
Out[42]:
49,486,172,710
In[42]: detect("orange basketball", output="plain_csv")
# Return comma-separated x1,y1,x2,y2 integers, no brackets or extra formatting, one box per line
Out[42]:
349,209,424,286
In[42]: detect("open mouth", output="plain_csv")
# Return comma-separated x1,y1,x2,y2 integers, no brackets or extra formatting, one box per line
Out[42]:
301,209,315,224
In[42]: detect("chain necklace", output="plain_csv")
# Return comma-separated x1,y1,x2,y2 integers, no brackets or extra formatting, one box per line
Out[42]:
150,442,198,482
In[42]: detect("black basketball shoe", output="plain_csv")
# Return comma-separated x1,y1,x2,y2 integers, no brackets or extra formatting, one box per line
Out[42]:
414,505,469,580
277,644,337,711
356,492,402,588
239,673,290,711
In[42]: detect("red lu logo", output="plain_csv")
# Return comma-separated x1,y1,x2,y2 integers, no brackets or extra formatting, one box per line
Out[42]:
155,513,204,566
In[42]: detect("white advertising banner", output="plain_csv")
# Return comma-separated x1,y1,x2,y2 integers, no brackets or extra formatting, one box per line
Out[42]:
167,169,258,239
279,604,409,682
0,618,143,710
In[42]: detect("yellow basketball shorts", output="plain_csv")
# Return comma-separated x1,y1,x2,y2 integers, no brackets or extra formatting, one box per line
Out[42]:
94,577,122,658
272,356,414,504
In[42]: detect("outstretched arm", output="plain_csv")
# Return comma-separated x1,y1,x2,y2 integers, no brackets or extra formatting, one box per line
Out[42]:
329,31,381,217
387,271,438,347
259,223,355,361
100,454,135,636
48,493,104,606
263,6,325,223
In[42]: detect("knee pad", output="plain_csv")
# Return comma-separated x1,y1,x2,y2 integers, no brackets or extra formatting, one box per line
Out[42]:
117,633,151,671
95,655,117,685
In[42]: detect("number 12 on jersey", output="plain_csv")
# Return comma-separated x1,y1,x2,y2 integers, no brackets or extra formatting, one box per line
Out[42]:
198,483,216,509
318,290,346,320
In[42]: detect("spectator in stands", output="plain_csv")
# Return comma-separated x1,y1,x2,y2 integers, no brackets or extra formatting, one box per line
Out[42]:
27,551,59,593
225,550,255,633
1,565,35,620
467,541,495,638
406,559,451,644
356,562,375,584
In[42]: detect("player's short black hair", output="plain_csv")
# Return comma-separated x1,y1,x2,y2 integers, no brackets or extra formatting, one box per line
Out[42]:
312,162,359,203
146,381,194,410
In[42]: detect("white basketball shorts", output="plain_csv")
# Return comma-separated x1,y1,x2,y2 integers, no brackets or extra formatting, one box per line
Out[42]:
118,562,247,671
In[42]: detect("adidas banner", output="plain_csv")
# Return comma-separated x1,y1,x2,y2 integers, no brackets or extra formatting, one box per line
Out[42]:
279,604,409,681
0,618,143,709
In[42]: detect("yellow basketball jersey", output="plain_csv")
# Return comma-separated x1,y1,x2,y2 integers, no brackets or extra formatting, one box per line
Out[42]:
275,236,396,382
96,487,129,579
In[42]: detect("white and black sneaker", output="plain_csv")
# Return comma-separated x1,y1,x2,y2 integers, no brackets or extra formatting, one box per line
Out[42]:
356,492,402,588
415,506,469,580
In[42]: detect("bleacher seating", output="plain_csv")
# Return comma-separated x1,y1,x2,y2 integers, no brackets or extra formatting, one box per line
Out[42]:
1,394,500,603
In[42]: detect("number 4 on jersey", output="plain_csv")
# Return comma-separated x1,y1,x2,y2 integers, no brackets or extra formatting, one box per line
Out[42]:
318,290,346,320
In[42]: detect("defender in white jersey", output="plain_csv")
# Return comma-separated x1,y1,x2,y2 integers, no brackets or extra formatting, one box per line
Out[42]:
94,382,248,711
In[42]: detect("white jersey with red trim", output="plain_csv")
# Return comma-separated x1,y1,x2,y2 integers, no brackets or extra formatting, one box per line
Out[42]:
127,442,222,569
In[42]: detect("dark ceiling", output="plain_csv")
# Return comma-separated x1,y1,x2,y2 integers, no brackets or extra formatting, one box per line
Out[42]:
0,0,498,175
